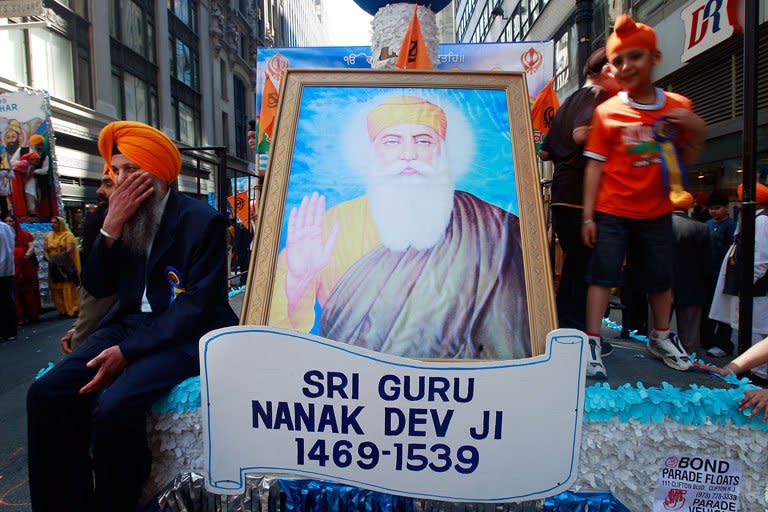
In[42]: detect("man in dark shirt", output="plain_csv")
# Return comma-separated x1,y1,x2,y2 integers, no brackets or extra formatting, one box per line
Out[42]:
540,48,620,340
702,191,736,356
671,192,711,353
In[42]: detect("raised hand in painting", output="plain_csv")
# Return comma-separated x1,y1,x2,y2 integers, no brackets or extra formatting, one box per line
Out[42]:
285,192,340,315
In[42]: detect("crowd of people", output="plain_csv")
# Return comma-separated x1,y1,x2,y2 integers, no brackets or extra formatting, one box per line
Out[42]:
0,13,764,512
0,214,85,339
543,15,768,393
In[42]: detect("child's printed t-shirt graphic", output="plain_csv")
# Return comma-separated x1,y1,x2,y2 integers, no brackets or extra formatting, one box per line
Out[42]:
584,89,693,220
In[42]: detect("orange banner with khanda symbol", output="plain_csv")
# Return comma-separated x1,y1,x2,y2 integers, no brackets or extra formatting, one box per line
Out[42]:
257,53,289,145
227,191,253,227
530,77,559,151
395,5,433,70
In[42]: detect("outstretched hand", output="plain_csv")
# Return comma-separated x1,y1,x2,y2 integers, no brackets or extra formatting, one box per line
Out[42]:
740,389,768,422
284,192,340,313
79,346,128,395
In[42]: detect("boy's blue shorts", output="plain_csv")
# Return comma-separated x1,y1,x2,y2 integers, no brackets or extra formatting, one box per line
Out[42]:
586,212,673,293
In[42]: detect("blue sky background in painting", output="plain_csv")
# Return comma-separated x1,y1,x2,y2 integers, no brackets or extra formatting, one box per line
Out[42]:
276,86,517,251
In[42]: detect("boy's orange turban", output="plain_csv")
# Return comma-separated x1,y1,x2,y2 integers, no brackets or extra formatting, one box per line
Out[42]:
606,15,658,60
737,183,768,205
98,121,181,182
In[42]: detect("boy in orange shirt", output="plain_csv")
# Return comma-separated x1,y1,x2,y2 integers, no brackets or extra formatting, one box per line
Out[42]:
581,14,707,378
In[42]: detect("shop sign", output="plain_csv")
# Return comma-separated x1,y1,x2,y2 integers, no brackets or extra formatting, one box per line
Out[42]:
681,0,742,62
653,454,743,511
0,0,44,18
200,327,587,502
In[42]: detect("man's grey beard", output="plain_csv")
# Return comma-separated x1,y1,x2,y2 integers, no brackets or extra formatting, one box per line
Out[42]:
120,182,165,256
366,157,455,252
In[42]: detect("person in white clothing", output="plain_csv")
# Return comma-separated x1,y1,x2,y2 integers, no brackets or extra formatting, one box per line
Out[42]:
709,182,768,380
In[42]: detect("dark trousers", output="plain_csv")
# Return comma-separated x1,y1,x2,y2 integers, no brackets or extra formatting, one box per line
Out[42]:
27,314,198,512
0,275,16,338
552,205,590,331
701,282,733,353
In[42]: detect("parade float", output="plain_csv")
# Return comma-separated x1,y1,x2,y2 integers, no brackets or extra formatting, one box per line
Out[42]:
140,1,767,510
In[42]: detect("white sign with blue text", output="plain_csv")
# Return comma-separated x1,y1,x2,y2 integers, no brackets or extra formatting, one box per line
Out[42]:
200,327,587,502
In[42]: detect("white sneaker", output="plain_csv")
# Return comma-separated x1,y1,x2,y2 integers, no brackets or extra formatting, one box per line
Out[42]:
647,333,692,371
586,338,607,378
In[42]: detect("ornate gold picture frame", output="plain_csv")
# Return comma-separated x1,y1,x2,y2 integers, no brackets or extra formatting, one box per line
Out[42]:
242,69,555,357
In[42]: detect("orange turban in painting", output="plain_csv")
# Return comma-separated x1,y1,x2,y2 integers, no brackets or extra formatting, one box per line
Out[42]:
98,121,181,182
29,134,45,146
366,96,447,141
606,15,658,60
737,183,768,205
671,191,693,211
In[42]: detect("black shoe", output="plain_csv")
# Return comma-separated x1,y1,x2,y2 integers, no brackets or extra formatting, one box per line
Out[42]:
601,340,614,357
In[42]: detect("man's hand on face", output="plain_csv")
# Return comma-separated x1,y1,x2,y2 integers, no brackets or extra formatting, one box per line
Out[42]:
79,346,128,394
284,192,340,313
101,170,155,242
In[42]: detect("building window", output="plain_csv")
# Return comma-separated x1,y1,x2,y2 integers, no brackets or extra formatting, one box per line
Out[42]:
175,100,199,146
173,38,198,89
0,2,91,107
233,76,247,159
220,59,228,100
56,0,88,18
554,23,577,91
124,73,149,124
169,0,197,31
0,26,28,84
555,30,569,90
29,27,75,102
112,71,123,117
122,1,146,56
222,111,229,148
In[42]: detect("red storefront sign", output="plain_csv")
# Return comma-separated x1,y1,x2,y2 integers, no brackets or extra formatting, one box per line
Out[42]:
680,0,742,62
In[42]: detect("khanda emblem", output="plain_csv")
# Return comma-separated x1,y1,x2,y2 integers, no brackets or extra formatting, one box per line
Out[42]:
543,106,555,129
520,47,543,75
165,266,186,302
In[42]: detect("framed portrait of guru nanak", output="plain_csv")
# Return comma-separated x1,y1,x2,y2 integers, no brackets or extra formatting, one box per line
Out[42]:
241,70,556,359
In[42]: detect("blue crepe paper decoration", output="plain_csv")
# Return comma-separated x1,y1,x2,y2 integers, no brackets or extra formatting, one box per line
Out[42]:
228,285,246,298
544,491,631,511
34,361,54,380
279,479,415,512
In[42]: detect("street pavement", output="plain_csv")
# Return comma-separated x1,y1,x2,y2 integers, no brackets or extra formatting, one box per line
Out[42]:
0,311,73,510
0,296,750,511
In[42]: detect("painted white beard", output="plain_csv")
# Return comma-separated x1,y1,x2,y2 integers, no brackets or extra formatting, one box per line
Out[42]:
366,162,455,252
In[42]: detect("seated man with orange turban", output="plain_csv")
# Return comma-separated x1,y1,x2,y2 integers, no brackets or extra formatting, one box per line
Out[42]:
27,121,238,512
269,95,530,359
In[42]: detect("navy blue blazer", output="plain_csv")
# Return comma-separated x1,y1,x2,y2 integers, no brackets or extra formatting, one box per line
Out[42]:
83,189,238,361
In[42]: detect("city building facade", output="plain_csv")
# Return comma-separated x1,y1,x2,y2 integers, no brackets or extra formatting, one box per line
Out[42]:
0,0,326,232
455,0,768,194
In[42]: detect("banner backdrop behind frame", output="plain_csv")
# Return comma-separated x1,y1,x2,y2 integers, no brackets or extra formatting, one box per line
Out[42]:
242,70,557,358
255,43,556,106
200,327,588,501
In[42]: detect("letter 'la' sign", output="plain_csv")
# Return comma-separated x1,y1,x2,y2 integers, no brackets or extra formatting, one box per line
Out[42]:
200,327,587,502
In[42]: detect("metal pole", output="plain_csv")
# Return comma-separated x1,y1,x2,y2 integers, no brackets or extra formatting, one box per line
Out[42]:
737,0,758,356
575,0,594,88
216,147,228,217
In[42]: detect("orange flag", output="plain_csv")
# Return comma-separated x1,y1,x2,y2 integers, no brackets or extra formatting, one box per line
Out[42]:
257,75,279,145
395,5,432,70
530,78,559,151
227,191,252,227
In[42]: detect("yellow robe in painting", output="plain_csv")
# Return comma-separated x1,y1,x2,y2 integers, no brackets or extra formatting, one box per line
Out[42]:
269,191,530,360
